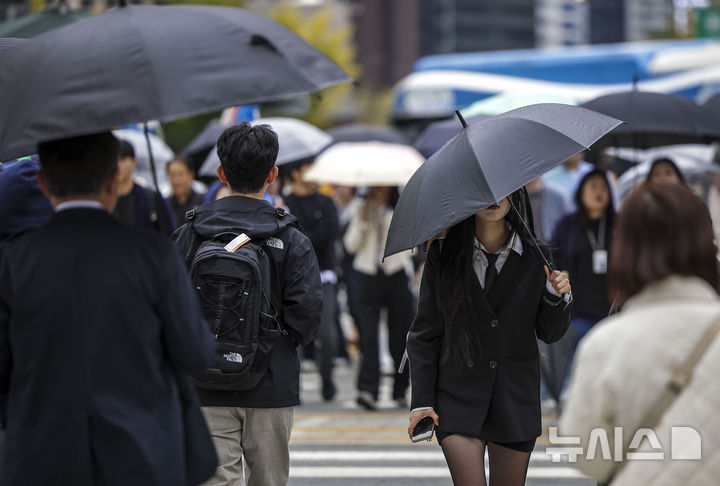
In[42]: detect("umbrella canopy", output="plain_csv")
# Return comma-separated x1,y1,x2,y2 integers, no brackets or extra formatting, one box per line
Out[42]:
183,121,229,157
0,4,350,162
0,5,89,38
704,93,720,120
613,144,720,200
384,104,623,258
413,113,490,158
581,91,720,148
327,124,410,145
303,141,424,187
461,91,578,118
199,117,333,177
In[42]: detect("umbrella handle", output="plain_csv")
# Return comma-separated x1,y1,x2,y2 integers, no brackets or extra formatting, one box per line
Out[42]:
507,197,554,271
143,122,162,197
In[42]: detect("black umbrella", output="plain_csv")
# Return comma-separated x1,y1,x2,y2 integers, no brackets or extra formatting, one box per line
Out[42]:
703,93,720,120
581,91,720,148
384,104,623,258
413,113,490,158
182,122,228,158
327,124,410,145
0,4,350,164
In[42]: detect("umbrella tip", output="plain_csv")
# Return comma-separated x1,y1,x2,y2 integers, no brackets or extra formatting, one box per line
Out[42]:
455,110,468,128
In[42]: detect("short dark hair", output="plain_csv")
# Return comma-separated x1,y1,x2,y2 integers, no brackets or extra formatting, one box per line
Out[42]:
216,122,278,194
119,139,135,159
609,182,718,305
166,155,193,173
38,132,120,198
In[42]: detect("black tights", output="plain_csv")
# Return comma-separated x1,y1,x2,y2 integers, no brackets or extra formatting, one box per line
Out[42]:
440,435,531,486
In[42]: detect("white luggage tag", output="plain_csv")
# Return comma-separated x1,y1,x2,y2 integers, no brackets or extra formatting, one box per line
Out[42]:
224,233,251,253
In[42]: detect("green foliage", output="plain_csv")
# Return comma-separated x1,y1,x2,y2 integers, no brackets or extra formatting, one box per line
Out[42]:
267,4,363,127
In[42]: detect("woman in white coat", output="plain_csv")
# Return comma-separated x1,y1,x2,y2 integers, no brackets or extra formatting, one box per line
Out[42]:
560,182,720,485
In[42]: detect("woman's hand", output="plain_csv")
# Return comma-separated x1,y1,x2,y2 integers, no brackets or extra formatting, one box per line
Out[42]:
544,265,571,295
408,408,440,440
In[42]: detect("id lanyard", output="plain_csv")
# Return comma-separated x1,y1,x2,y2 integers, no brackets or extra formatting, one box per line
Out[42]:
587,217,607,274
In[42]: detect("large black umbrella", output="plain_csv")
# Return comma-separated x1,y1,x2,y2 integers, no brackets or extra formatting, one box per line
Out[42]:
413,113,490,158
0,4,350,163
581,90,720,148
704,93,720,120
383,104,622,258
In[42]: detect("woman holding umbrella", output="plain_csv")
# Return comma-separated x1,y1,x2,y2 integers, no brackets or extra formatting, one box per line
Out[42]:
406,188,572,485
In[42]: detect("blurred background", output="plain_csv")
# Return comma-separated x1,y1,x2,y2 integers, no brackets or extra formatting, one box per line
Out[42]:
4,0,720,193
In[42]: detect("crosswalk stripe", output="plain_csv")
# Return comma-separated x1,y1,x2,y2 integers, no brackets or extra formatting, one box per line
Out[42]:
289,466,586,479
290,450,557,463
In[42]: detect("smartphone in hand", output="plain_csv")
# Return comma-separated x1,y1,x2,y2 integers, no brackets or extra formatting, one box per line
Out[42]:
411,416,435,443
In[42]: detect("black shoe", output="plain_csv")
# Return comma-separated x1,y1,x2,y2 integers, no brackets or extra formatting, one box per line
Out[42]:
322,380,337,402
356,391,377,410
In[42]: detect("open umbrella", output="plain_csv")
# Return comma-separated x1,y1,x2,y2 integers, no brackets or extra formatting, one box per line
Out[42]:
183,121,229,158
199,117,333,177
581,91,720,148
384,104,623,258
303,141,424,187
0,3,350,166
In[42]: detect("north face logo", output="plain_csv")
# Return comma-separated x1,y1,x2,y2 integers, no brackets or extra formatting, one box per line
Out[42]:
223,352,243,363
266,237,284,250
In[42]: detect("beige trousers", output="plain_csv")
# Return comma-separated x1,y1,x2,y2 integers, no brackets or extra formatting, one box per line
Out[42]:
201,406,294,486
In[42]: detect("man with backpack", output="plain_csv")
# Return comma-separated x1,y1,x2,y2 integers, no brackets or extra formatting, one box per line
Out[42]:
172,123,323,486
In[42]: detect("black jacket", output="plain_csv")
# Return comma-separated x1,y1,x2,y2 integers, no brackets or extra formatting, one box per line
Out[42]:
172,195,323,408
407,241,571,443
0,208,215,486
284,193,339,272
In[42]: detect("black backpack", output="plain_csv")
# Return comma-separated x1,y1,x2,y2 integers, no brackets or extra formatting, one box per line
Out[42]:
189,227,287,391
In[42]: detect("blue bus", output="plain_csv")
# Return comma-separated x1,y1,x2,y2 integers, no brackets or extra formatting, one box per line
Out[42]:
392,38,720,121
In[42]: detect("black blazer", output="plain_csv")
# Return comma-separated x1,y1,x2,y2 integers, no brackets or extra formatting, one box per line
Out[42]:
0,208,215,486
407,240,571,443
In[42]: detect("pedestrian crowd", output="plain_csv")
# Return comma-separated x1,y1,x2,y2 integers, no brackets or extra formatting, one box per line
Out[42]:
1,117,719,486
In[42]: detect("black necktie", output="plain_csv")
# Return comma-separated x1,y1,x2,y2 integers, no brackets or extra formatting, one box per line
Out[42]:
483,251,499,293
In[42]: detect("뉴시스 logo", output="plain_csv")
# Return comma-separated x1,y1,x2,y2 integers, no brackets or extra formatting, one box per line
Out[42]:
546,426,702,463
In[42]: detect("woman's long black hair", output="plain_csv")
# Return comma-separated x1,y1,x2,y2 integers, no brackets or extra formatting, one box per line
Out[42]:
434,187,547,362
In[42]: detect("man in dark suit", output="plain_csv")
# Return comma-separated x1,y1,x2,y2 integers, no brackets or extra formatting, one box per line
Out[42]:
0,132,216,486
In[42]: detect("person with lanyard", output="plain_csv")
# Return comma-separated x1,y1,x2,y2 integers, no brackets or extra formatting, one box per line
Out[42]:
549,169,616,398
406,187,572,486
